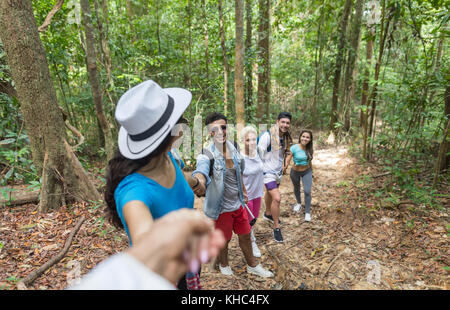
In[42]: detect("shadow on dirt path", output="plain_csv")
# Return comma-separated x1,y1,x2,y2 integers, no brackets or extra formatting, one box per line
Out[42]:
199,144,449,290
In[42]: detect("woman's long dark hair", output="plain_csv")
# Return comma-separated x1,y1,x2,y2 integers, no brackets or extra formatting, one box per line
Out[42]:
105,133,174,228
298,130,313,161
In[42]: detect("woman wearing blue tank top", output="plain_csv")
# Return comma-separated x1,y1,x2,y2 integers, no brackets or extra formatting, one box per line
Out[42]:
104,80,205,289
283,130,314,222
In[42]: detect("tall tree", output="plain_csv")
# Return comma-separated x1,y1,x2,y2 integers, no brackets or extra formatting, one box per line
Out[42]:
218,0,230,115
235,0,245,125
312,0,326,125
257,0,270,121
80,0,115,162
433,85,450,186
185,0,193,88
202,0,210,82
0,0,101,212
245,0,253,108
361,26,375,159
341,0,364,132
94,0,114,101
366,1,395,158
330,0,353,135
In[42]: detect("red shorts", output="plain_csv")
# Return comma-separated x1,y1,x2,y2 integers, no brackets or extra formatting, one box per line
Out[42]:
215,207,251,241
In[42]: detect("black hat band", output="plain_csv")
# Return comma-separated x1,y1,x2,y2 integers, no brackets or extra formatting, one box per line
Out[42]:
129,95,174,142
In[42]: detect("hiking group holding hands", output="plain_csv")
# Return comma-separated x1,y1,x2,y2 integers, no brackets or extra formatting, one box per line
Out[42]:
75,80,315,289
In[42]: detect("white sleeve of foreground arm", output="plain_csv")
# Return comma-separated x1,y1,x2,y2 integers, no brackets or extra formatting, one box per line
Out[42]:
68,253,176,290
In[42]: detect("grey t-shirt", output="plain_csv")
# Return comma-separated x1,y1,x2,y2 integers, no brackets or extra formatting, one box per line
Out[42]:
221,167,242,213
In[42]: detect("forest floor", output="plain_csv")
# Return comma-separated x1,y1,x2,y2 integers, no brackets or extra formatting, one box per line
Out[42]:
0,140,448,290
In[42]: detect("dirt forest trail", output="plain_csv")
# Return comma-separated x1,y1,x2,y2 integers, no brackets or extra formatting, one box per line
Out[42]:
198,144,449,290
0,142,448,290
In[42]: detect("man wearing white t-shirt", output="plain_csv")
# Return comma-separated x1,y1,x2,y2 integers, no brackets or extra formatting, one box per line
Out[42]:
257,112,292,243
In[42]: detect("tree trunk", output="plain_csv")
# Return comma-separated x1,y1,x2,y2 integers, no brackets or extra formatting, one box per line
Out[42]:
156,0,162,56
257,0,270,122
367,2,394,158
312,0,325,125
80,0,115,162
434,85,450,186
0,0,101,212
330,0,353,135
341,0,364,132
235,0,245,125
94,0,116,114
202,0,210,83
186,0,192,88
218,0,230,115
428,35,445,108
245,0,253,108
362,27,375,159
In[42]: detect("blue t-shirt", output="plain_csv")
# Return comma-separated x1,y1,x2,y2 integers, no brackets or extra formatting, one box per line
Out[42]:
290,144,309,166
114,152,194,242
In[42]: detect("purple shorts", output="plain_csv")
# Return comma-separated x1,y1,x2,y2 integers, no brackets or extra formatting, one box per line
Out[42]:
264,181,279,190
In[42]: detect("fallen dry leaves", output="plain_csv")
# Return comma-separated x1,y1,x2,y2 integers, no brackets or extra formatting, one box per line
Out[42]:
0,142,448,290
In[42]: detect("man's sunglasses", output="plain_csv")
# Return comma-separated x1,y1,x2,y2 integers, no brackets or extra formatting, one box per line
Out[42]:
211,125,227,133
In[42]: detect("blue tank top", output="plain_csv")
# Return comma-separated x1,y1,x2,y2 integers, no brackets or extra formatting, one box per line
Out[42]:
114,152,194,242
290,144,309,166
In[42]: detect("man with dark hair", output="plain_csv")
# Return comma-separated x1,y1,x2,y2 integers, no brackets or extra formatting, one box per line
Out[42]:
191,113,273,278
257,112,292,243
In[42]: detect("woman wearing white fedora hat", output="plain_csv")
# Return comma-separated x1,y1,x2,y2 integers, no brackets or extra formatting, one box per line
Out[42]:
105,80,205,290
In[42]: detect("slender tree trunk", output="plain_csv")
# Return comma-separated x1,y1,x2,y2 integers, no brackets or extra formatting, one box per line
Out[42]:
330,0,353,135
313,0,325,124
0,0,101,212
341,0,364,132
80,0,114,162
434,86,450,176
156,0,162,56
94,0,112,85
245,0,253,108
202,0,210,82
186,0,192,88
94,0,115,112
235,0,245,125
257,0,270,121
218,0,230,115
367,1,394,158
362,27,375,159
428,35,445,107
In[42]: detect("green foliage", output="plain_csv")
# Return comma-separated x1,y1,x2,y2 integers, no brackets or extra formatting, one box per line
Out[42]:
0,0,447,206
0,93,38,185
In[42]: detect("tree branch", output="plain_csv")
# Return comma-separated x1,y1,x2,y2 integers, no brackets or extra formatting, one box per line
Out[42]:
18,216,85,288
38,0,65,32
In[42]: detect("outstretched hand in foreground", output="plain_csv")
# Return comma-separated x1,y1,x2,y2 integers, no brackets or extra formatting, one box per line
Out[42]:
127,208,225,284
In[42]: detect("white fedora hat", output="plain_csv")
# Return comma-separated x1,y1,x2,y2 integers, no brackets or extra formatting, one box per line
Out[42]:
115,80,191,159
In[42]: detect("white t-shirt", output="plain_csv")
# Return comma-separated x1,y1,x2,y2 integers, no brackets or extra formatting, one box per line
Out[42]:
257,131,284,175
68,253,176,290
241,152,264,201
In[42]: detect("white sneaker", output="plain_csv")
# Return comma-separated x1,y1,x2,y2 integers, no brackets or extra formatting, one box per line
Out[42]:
305,213,311,222
252,241,261,258
293,204,302,213
247,264,274,278
219,265,234,276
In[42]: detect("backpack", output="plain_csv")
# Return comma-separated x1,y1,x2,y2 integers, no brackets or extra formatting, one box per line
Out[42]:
202,141,240,177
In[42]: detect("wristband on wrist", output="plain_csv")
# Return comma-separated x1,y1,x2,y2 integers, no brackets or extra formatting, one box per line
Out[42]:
193,177,199,188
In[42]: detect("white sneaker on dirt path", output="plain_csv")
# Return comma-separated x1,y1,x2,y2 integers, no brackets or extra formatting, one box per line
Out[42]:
219,265,234,276
247,264,274,278
305,213,311,222
252,241,261,258
293,204,302,213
